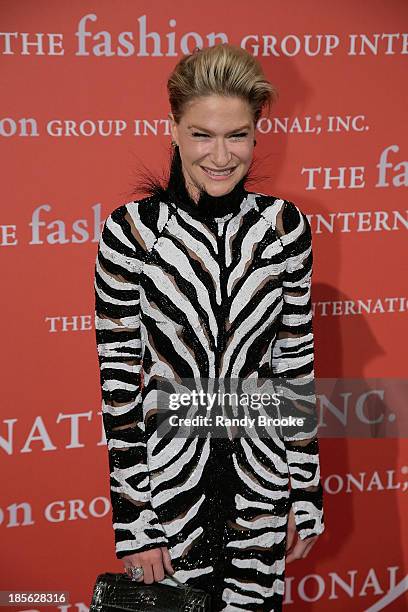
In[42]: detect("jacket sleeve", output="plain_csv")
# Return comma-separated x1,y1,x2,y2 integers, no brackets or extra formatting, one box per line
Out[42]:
271,200,325,540
94,203,169,559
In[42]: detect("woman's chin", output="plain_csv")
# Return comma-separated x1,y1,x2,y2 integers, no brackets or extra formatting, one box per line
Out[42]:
200,177,242,198
205,184,230,195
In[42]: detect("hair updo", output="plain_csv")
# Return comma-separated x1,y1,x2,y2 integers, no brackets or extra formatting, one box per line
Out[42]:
167,43,278,126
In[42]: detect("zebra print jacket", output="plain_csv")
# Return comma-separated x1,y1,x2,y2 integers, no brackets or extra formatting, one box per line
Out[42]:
94,179,325,559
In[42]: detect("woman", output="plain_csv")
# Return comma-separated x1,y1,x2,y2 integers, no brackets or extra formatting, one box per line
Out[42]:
94,43,325,612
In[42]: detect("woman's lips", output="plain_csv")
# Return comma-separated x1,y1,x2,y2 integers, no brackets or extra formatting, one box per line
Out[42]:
200,166,237,180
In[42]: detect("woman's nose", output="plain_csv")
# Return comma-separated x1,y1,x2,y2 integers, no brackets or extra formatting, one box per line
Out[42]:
209,139,233,167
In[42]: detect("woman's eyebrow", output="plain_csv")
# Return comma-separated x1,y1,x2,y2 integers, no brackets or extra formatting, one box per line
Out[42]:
187,124,251,134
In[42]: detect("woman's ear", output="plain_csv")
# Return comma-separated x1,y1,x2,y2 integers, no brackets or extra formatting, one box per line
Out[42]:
168,112,177,140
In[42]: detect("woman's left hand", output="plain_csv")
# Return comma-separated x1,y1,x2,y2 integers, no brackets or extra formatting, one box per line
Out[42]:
285,507,319,563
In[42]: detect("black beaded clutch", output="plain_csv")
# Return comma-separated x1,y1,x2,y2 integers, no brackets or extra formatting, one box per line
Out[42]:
89,571,211,612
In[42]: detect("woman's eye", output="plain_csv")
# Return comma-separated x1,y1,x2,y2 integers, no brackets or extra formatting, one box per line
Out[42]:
192,132,248,139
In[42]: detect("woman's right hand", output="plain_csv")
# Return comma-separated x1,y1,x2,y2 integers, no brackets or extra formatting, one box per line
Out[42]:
122,546,175,584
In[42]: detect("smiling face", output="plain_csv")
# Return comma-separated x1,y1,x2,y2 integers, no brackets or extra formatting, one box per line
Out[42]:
169,95,255,202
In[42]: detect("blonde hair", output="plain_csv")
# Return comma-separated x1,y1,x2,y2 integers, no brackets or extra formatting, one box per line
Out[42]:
167,43,278,126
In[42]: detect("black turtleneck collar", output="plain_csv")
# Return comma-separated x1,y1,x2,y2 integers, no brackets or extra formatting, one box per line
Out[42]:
164,147,248,220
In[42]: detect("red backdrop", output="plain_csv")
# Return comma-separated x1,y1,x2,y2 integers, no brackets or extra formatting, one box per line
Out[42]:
1,1,407,610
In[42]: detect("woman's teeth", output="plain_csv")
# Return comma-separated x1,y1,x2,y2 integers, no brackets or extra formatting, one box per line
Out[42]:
201,166,235,177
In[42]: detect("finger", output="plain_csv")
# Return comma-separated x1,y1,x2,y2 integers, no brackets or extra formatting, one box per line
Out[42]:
152,557,166,583
123,560,140,580
301,539,317,558
286,527,296,552
287,536,318,563
286,549,302,563
285,541,306,563
136,566,145,583
124,563,145,582
286,507,297,551
161,547,175,574
142,563,154,584
286,536,295,553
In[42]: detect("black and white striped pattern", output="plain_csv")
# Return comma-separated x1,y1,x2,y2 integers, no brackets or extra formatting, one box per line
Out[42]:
94,192,325,611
